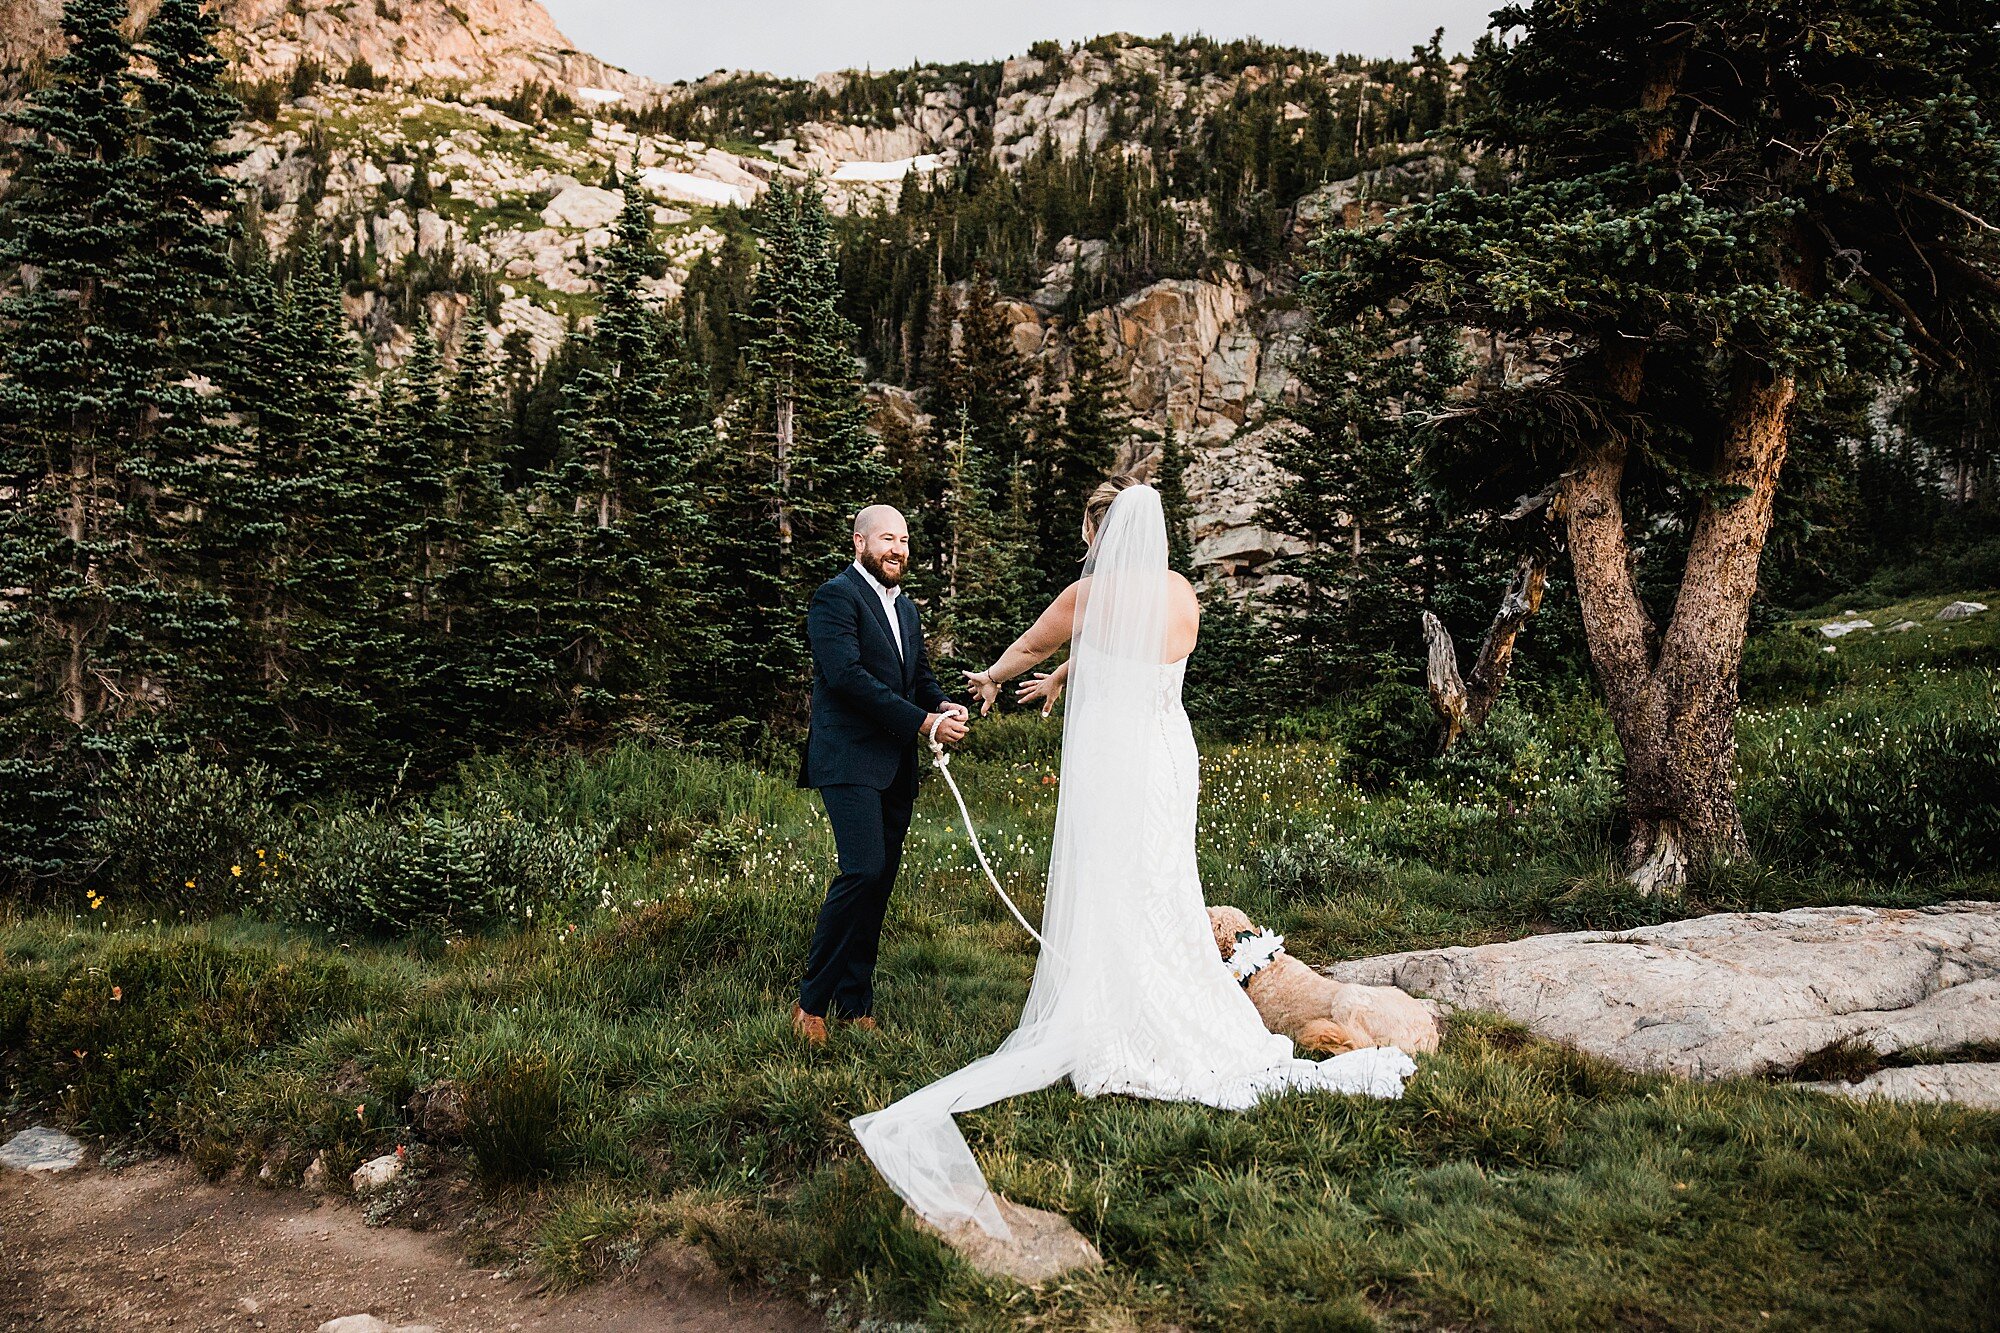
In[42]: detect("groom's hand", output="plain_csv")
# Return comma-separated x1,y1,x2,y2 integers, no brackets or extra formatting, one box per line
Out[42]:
922,711,970,746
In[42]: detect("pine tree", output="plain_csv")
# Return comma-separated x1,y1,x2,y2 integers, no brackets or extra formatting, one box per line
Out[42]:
930,407,1031,669
931,271,1031,502
524,184,717,731
212,249,394,782
1321,0,2000,884
124,0,250,739
436,299,506,602
1155,426,1196,575
0,0,153,739
377,320,451,629
1032,321,1124,596
713,179,891,722
1264,300,1492,714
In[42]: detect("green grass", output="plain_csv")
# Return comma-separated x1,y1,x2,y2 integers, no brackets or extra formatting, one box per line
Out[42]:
4,606,1999,1329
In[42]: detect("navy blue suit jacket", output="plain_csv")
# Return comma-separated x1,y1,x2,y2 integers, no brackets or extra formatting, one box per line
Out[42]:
799,565,952,790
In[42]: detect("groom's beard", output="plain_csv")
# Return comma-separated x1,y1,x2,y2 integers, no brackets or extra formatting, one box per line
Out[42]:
860,550,906,586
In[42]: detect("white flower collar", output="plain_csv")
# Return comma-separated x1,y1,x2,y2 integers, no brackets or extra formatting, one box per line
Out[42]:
1226,928,1285,986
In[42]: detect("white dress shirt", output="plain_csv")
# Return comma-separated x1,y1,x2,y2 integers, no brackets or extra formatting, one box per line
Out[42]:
853,560,905,660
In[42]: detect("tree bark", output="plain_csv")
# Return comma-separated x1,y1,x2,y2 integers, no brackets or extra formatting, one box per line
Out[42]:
1569,360,1799,893
1422,553,1547,753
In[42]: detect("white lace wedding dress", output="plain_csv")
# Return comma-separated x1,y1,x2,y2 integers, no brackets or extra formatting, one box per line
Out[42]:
851,485,1415,1242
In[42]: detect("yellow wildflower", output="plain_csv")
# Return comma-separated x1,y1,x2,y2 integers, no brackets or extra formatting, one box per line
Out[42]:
231,865,243,877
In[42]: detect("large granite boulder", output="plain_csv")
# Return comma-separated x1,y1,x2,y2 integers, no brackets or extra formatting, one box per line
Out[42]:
1328,903,2000,1090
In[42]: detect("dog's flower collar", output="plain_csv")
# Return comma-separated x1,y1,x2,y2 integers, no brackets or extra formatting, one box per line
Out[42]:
1226,928,1285,986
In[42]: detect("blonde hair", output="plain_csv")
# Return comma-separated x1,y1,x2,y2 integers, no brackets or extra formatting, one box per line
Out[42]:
1082,471,1145,538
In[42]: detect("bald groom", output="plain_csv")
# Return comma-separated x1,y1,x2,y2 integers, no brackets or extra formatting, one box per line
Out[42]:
792,505,968,1043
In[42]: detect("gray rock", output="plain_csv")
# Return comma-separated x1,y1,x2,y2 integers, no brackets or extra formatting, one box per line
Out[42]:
1804,1063,2000,1111
1819,619,1873,638
1890,620,1921,632
1936,600,1988,621
301,1151,330,1193
539,184,623,230
315,1316,438,1333
1328,903,2000,1088
350,1152,404,1194
912,1196,1104,1285
0,1125,85,1173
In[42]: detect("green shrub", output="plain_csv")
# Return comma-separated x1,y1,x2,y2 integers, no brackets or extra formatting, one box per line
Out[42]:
90,753,285,910
455,742,806,855
953,709,1064,765
1272,682,1436,788
1259,827,1390,898
277,793,605,936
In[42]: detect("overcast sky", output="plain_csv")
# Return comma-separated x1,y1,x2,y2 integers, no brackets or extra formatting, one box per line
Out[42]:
540,2,1504,85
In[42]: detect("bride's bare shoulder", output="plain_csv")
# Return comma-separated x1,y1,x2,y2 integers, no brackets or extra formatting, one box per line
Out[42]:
1167,570,1199,606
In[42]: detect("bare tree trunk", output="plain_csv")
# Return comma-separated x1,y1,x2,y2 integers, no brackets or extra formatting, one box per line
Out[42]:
1640,366,1797,884
1422,554,1547,752
1563,341,1675,890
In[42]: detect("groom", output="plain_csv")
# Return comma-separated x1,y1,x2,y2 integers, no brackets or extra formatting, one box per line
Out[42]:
793,505,968,1044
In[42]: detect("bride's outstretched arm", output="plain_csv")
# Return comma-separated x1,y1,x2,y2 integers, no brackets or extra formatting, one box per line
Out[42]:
964,581,1080,715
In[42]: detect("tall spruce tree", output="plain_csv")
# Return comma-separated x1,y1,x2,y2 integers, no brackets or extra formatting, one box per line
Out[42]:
713,178,891,722
213,249,394,782
0,0,152,737
1265,300,1497,711
125,0,249,737
526,184,717,731
930,406,1032,668
906,279,1029,626
1155,426,1196,575
1033,320,1124,595
0,0,168,885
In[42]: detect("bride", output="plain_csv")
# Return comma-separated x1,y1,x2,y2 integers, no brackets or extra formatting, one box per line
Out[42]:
849,474,1417,1243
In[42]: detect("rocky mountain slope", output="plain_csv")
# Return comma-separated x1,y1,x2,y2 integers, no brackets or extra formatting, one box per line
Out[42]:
2,0,659,99
5,5,1466,590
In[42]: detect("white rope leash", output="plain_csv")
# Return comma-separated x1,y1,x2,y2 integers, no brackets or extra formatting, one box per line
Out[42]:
927,718,1058,956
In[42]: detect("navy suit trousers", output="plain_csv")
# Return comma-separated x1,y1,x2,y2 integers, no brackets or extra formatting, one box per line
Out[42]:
797,754,916,1019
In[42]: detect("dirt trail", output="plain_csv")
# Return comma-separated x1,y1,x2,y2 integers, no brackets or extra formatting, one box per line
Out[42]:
1,1161,821,1332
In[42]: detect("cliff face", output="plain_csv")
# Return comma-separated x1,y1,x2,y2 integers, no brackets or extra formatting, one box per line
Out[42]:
2,0,660,99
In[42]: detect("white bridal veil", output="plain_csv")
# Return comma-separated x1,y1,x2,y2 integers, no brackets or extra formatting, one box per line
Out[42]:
850,484,1413,1241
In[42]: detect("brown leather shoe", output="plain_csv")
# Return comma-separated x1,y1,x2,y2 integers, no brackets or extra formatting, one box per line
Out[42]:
791,1004,828,1046
847,1016,879,1033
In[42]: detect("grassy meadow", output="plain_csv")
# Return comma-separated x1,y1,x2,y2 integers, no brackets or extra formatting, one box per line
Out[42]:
3,592,1998,1331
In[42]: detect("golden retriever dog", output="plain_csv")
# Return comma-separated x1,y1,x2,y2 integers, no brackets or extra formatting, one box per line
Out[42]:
1207,905,1440,1056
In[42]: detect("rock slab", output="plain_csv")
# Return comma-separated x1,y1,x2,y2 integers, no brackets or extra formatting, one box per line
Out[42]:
913,1196,1104,1286
1804,1063,2000,1110
1328,903,2000,1084
0,1125,85,1173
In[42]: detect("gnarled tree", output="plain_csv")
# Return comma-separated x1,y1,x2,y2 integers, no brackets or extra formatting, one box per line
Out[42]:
1310,0,2000,889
